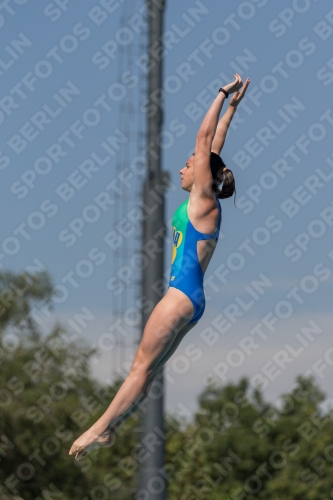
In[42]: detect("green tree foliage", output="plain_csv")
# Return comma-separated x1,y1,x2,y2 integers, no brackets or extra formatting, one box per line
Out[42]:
165,376,333,500
0,270,141,500
2,268,333,500
0,269,53,338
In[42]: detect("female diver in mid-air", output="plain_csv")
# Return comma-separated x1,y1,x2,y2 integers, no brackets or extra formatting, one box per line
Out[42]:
69,73,250,460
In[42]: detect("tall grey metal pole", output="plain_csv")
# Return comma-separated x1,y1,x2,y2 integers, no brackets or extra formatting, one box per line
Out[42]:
138,0,167,498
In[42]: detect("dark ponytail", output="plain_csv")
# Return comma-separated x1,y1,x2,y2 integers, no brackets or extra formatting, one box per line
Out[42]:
210,152,236,204
218,168,236,201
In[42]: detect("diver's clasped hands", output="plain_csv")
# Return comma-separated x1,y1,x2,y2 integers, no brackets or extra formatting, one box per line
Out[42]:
222,73,251,108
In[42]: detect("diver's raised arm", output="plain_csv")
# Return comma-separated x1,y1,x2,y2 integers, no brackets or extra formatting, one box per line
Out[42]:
211,78,251,155
196,74,243,146
193,74,243,196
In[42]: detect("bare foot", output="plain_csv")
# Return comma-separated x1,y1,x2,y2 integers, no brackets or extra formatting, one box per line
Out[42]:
69,427,115,461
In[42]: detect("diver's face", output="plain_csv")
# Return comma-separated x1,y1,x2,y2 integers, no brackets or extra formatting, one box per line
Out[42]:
179,154,224,192
179,155,195,192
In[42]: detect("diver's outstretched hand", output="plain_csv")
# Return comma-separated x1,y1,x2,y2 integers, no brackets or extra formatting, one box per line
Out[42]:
229,78,251,108
222,73,243,95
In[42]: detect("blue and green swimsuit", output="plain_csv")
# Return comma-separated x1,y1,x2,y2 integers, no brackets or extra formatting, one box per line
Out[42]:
168,193,222,324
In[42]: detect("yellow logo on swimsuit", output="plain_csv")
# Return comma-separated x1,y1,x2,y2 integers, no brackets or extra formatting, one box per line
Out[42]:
171,226,183,264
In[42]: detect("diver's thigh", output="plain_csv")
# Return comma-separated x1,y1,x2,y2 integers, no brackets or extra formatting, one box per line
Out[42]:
132,288,195,372
149,321,198,377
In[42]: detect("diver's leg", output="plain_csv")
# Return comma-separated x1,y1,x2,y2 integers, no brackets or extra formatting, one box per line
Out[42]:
109,320,198,433
69,288,195,458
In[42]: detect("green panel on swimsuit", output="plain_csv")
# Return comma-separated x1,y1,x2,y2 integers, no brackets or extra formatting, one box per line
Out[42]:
170,198,188,282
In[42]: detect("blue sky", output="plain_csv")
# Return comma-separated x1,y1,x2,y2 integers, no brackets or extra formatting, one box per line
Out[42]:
2,0,333,418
